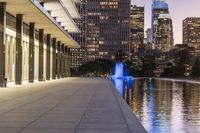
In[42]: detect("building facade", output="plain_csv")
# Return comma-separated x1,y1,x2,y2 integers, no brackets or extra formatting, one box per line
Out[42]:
154,14,174,52
130,5,144,65
183,17,200,53
85,0,131,61
70,0,87,69
0,0,80,86
145,28,152,44
151,0,169,48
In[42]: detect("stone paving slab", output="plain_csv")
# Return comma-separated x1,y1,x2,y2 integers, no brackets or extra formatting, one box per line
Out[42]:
0,78,146,133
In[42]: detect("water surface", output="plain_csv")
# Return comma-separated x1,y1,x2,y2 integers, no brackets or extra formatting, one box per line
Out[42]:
112,78,200,133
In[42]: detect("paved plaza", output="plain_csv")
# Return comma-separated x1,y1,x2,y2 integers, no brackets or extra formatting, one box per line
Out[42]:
0,78,146,133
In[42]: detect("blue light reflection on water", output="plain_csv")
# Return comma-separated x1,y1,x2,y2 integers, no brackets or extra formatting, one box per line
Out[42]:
112,78,200,133
112,79,124,96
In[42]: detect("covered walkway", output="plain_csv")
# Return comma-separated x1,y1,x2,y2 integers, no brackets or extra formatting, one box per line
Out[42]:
0,78,146,133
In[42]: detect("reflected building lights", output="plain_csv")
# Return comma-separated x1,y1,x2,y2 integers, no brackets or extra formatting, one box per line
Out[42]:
112,78,200,133
170,82,186,133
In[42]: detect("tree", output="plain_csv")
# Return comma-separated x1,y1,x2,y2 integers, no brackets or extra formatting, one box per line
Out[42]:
160,66,176,77
174,49,190,77
141,55,156,77
76,59,115,77
115,50,125,62
191,58,200,78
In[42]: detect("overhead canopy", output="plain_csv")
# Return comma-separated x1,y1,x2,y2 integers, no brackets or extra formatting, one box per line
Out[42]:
0,0,80,48
39,0,80,33
73,0,80,4
62,0,80,19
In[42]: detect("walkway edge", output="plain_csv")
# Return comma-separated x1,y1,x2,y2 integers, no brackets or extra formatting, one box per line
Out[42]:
109,80,147,133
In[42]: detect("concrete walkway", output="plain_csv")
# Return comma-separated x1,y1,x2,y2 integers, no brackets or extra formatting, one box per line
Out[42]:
0,78,146,133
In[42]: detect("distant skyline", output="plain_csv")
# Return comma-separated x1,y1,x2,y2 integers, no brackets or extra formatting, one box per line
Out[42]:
131,0,200,44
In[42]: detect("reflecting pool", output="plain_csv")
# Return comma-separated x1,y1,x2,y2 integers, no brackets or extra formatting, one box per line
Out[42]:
112,78,200,133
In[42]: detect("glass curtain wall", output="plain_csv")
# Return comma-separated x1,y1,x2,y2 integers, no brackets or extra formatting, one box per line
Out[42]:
5,35,16,82
50,46,53,79
43,44,47,80
22,40,29,81
34,41,39,80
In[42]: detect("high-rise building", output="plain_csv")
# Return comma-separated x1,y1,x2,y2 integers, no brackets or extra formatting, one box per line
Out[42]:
145,28,152,43
183,17,200,50
70,0,87,68
130,5,144,63
154,14,174,52
0,0,80,86
151,0,169,47
85,0,131,61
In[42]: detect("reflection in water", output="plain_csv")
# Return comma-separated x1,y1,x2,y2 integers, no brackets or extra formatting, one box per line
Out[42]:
112,78,200,133
112,79,124,96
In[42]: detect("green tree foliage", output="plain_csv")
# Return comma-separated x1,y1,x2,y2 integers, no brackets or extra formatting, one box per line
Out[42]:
141,55,156,77
174,49,190,77
160,48,192,78
191,58,200,78
75,59,115,77
115,50,125,62
160,66,176,77
123,60,140,76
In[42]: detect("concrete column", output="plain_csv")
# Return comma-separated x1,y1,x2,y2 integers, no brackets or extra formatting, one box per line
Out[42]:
64,46,68,77
29,23,35,83
52,38,56,79
66,47,70,77
15,14,23,85
61,44,65,78
57,41,61,79
38,29,44,81
0,3,6,87
46,34,51,80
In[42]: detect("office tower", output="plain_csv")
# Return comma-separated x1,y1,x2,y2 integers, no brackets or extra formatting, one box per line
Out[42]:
130,5,144,62
86,0,131,61
145,28,152,43
154,14,174,52
0,0,80,86
70,0,87,68
151,0,169,47
183,17,200,50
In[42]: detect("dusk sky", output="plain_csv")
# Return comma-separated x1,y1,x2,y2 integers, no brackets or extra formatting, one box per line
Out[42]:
131,0,200,44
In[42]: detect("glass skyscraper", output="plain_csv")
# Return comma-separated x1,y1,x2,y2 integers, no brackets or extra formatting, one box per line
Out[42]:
151,0,169,48
130,5,144,65
85,0,131,61
183,17,200,56
154,14,174,52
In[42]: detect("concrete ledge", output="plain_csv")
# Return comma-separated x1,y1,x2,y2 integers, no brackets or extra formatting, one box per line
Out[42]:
109,81,147,133
153,77,200,85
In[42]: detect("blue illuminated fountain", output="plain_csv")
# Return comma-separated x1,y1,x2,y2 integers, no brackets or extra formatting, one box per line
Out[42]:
111,62,134,80
112,62,124,79
111,62,134,96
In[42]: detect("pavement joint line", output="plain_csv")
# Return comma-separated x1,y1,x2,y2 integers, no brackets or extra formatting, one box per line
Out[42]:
0,83,77,117
16,85,86,133
74,85,98,133
109,80,132,133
